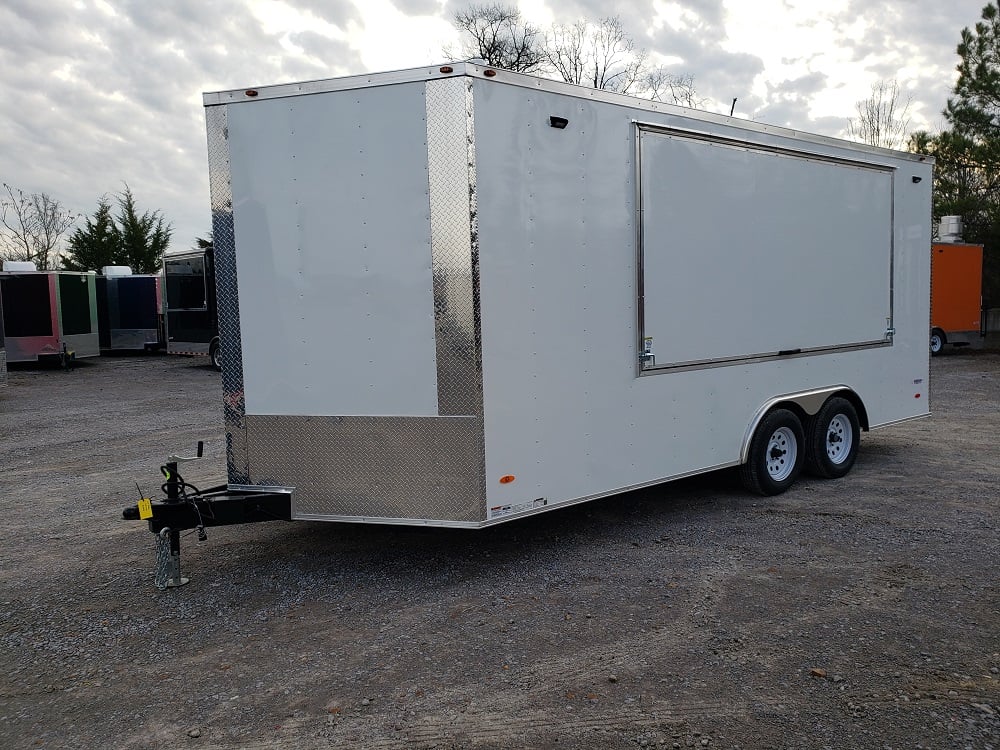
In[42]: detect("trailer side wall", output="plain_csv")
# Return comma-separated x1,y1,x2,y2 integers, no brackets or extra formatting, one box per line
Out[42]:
931,243,983,335
472,80,931,520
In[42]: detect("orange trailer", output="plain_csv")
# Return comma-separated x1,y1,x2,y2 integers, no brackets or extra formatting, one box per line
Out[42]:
930,242,985,354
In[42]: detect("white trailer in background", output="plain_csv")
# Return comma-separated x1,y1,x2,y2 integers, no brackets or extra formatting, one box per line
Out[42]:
130,61,933,566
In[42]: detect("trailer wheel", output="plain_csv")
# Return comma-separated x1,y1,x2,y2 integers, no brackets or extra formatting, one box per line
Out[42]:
209,339,222,372
804,397,860,479
930,328,945,356
740,409,804,496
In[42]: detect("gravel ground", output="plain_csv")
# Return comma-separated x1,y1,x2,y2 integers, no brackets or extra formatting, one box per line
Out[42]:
0,351,998,750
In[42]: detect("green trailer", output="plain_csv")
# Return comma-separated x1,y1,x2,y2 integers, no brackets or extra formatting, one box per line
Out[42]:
0,265,99,364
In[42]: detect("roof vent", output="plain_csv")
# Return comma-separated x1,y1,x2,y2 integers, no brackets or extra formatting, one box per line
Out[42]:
102,265,133,277
2,260,37,272
939,215,963,243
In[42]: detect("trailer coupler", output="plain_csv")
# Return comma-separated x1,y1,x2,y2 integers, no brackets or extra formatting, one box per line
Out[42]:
122,443,292,589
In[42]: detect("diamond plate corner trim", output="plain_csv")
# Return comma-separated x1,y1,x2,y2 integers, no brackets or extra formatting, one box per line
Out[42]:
205,105,249,485
423,75,486,522
425,77,484,418
0,350,7,387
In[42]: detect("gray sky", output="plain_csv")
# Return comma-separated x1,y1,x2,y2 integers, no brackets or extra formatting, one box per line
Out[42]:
0,0,987,255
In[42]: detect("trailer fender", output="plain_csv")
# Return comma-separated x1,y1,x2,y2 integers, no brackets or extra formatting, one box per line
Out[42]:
739,386,868,464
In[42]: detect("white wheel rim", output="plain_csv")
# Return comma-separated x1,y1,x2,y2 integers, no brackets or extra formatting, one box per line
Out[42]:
826,414,853,464
765,426,797,481
930,334,942,352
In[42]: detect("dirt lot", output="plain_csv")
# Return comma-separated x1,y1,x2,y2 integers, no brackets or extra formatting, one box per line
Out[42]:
1,352,997,750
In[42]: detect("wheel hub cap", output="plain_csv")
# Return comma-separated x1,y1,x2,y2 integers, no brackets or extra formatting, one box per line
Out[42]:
826,415,853,464
765,427,797,481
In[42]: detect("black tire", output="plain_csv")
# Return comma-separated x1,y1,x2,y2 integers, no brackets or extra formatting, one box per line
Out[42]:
740,408,805,496
930,328,945,356
805,396,860,479
209,339,222,372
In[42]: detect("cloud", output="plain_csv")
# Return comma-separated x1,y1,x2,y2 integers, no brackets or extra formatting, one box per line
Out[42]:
390,0,445,15
0,0,987,258
0,0,363,251
751,73,838,129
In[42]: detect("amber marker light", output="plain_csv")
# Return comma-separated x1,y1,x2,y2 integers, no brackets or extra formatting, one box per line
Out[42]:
245,89,259,97
439,66,454,74
499,475,516,484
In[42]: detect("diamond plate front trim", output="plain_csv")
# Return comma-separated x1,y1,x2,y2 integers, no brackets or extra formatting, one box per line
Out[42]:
205,105,249,484
0,349,6,387
246,415,484,522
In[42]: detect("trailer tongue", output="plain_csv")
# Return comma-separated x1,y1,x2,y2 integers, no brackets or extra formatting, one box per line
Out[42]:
122,442,290,588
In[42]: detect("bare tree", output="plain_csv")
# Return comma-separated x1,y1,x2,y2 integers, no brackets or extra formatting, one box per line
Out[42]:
644,69,702,107
548,17,643,93
847,79,912,149
546,19,587,85
0,183,78,270
546,16,701,106
446,3,547,73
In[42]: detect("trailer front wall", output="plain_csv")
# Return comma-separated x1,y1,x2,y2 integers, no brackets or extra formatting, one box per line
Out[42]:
471,79,931,521
98,276,161,350
213,78,487,522
0,274,60,362
55,273,99,359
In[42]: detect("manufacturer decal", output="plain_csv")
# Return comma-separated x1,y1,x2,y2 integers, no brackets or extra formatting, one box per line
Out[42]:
488,497,547,519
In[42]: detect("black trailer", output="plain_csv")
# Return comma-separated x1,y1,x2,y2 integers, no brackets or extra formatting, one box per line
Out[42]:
163,247,220,369
96,267,164,352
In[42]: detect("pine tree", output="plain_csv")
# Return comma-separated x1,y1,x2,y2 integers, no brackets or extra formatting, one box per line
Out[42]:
115,186,172,274
928,2,1000,302
61,186,172,274
62,197,118,272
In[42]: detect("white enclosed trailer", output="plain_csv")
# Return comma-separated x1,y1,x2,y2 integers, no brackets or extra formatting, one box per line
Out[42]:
200,62,932,527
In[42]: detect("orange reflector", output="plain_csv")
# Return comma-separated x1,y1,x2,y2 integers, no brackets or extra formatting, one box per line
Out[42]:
484,69,497,77
499,475,515,484
245,89,259,97
439,65,454,74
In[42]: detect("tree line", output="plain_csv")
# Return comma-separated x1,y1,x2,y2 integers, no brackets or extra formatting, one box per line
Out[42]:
0,184,171,274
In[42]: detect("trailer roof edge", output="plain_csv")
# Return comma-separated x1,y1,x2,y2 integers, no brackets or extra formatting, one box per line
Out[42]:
202,62,933,164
